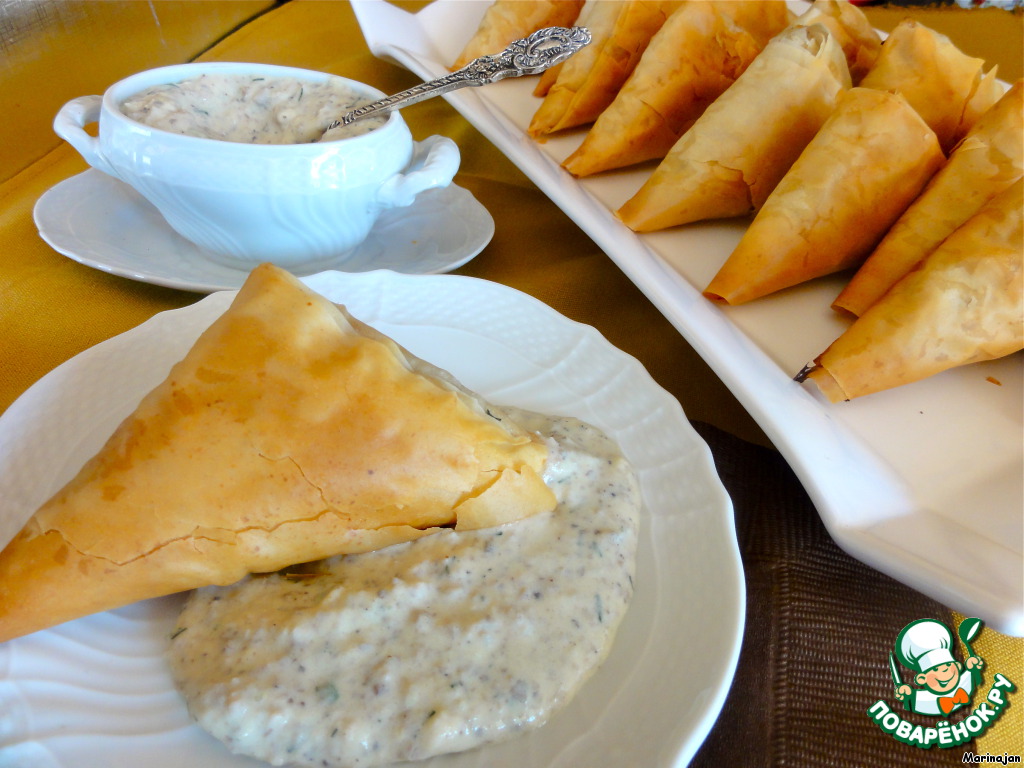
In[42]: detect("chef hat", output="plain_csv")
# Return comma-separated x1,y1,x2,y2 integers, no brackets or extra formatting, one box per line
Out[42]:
896,619,956,673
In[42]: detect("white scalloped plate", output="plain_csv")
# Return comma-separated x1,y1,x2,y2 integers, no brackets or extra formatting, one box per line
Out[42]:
351,0,1023,635
0,271,743,768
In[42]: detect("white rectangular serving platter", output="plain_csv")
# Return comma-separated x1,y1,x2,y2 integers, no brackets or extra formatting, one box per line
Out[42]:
352,0,1023,635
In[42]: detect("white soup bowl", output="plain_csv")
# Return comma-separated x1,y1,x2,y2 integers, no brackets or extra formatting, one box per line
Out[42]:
53,62,461,273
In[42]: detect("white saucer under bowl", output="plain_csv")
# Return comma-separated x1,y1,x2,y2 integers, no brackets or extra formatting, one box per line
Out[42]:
33,169,495,293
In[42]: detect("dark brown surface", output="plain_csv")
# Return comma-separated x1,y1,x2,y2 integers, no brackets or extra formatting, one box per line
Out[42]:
690,422,975,766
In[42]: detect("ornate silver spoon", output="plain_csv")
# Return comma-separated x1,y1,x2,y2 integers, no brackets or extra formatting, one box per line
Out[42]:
323,25,591,134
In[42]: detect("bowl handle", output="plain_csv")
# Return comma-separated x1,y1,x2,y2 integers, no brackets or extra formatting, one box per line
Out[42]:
53,96,118,177
376,135,460,209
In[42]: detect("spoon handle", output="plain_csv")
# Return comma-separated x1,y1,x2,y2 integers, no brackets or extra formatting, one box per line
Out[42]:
334,25,591,128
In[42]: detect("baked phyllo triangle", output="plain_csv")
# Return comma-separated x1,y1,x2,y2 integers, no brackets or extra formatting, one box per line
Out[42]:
617,23,850,232
0,264,556,642
703,87,944,305
528,0,681,137
859,18,1002,153
834,80,1023,317
562,0,791,177
800,179,1023,402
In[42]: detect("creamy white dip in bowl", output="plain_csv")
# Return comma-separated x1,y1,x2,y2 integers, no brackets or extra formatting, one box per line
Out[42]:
53,62,460,272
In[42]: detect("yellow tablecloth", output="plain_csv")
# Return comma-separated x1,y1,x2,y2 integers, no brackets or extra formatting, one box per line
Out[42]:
0,0,1020,762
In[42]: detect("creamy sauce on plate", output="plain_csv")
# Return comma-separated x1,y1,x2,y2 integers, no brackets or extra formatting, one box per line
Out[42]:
168,411,641,768
120,73,385,144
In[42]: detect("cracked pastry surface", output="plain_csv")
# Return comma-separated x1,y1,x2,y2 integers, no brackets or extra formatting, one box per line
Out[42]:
0,264,555,642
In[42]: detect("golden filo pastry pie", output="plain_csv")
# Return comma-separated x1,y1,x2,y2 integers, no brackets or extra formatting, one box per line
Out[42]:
0,264,556,643
450,0,585,70
791,0,881,84
528,0,682,137
561,0,791,177
799,179,1023,402
617,23,850,232
703,87,945,305
834,80,1023,317
859,19,1002,153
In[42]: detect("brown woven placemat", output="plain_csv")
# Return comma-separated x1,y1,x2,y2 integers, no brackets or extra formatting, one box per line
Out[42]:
689,422,977,767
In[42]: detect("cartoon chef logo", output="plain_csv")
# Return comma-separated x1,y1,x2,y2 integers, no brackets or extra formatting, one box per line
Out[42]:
891,618,984,716
868,616,1016,748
